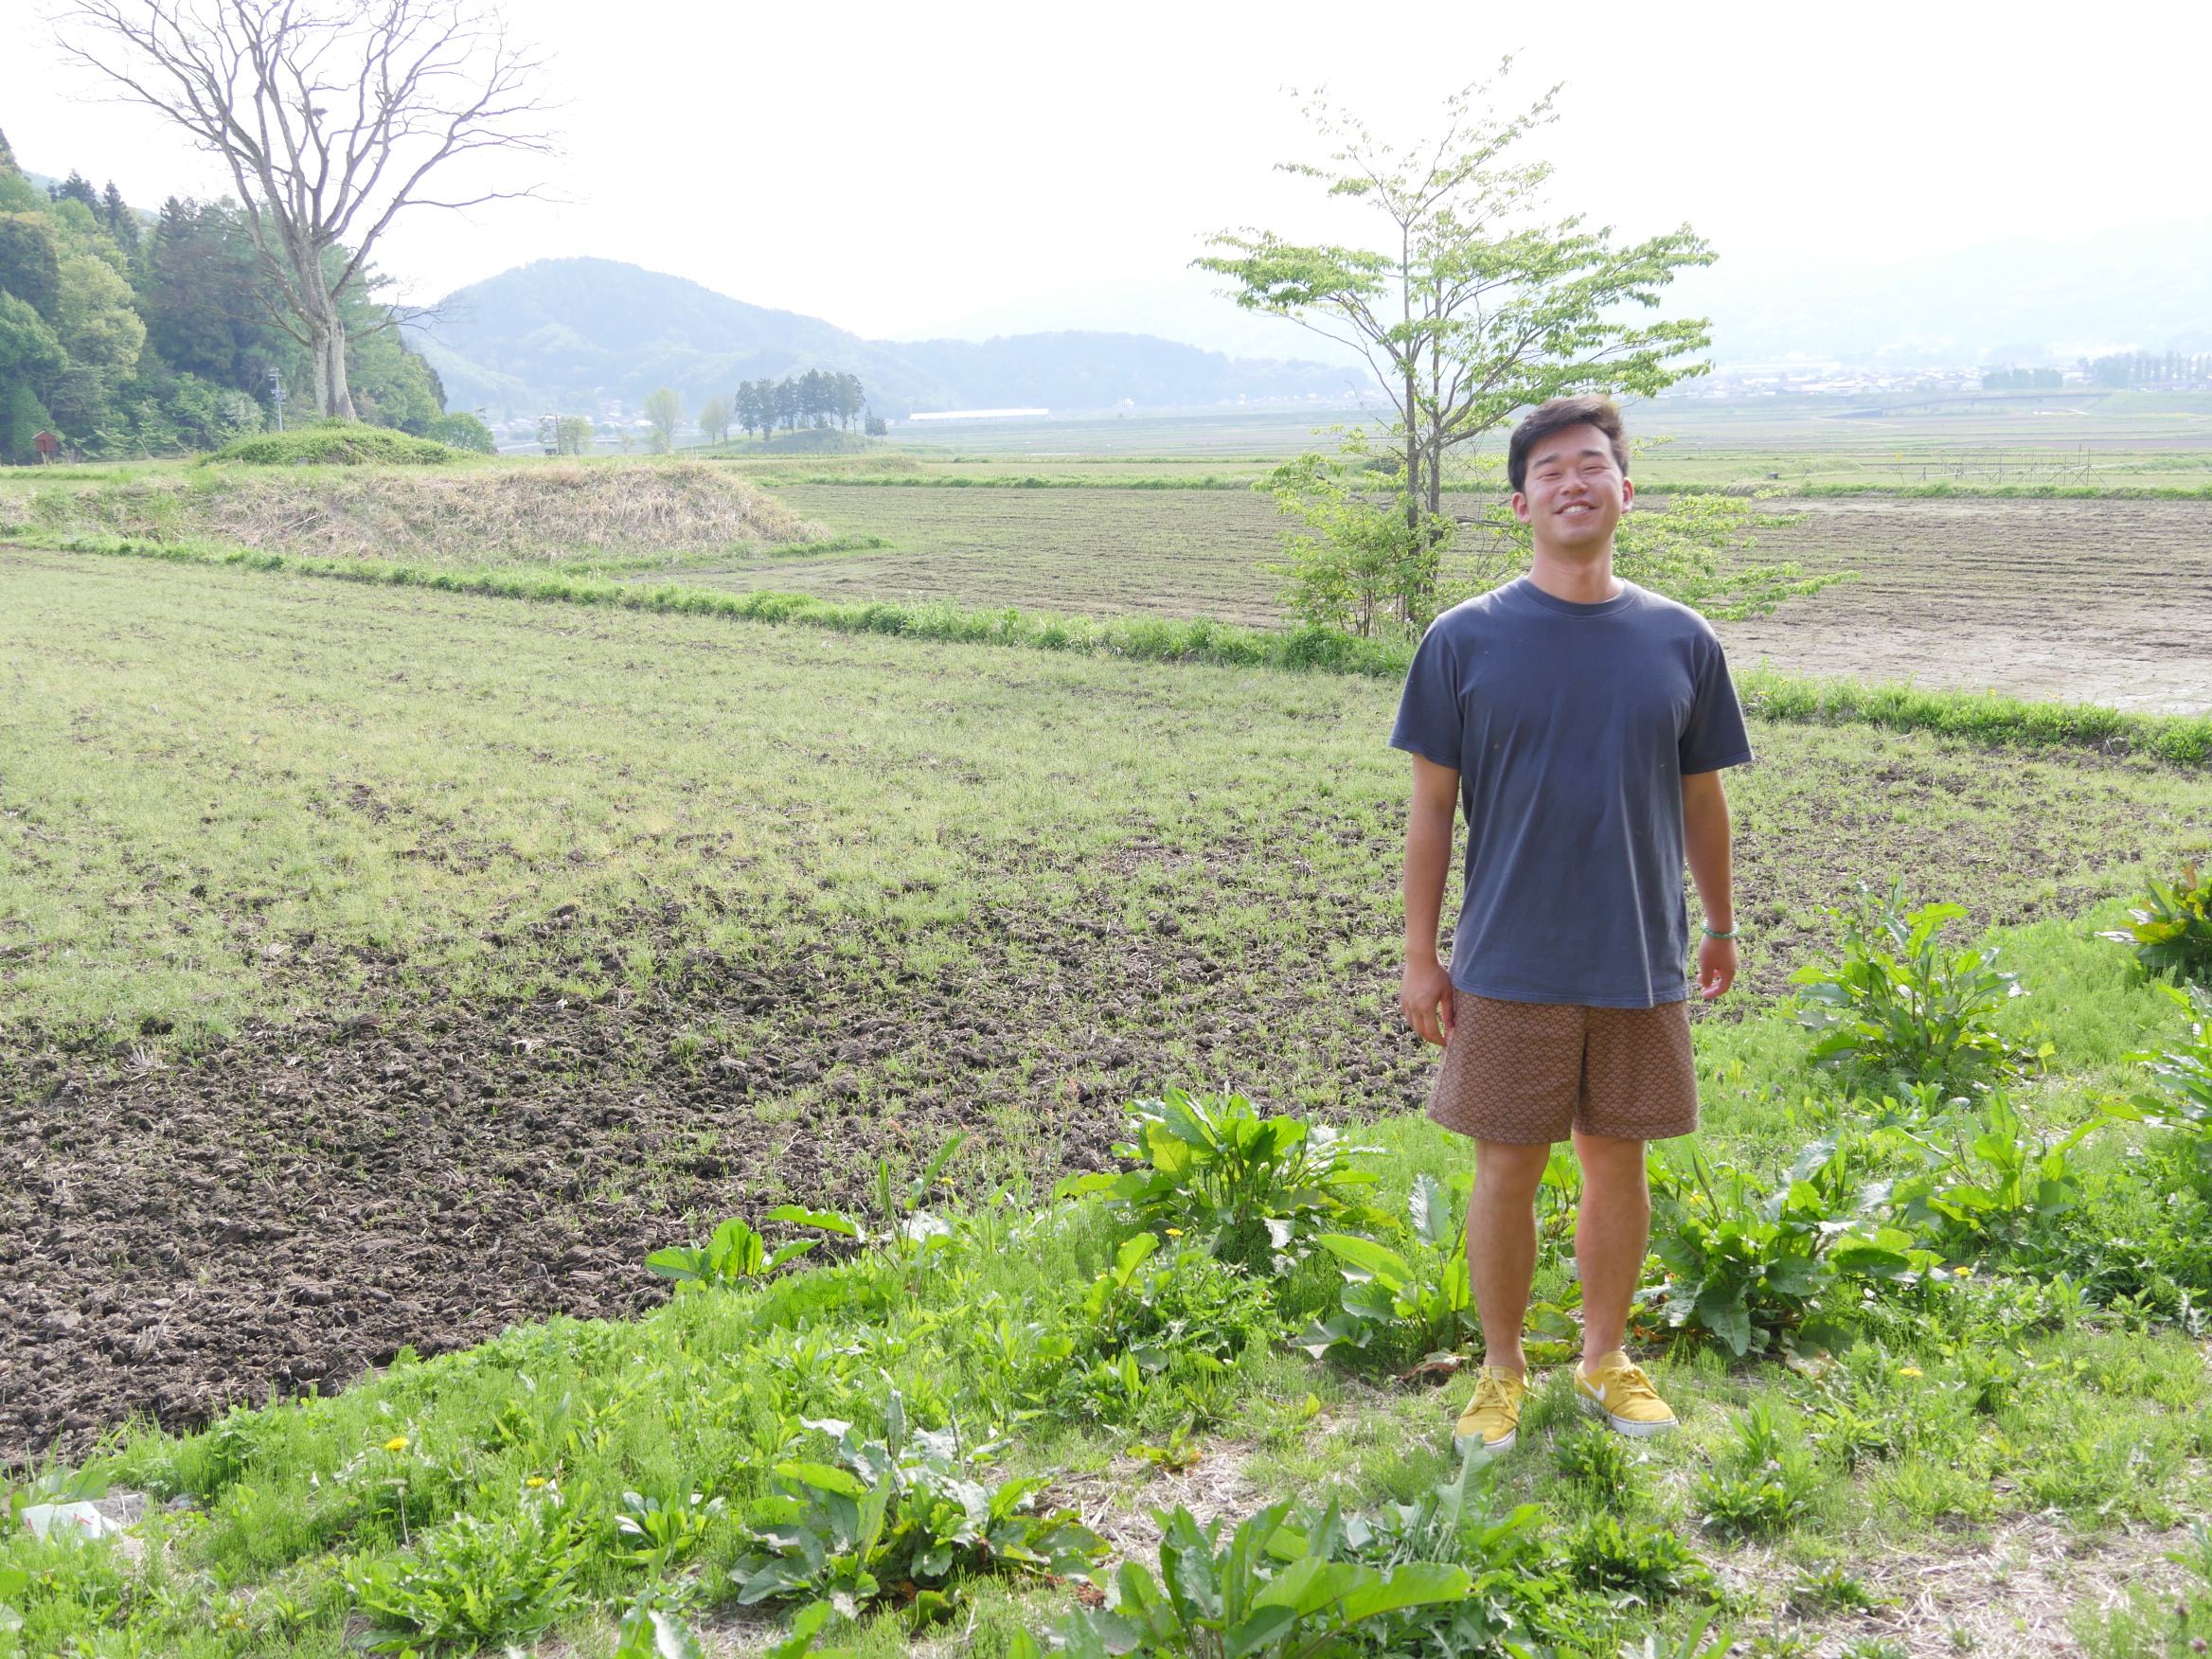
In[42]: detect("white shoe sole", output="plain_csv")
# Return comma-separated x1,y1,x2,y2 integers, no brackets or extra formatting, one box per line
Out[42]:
1578,1391,1675,1437
1454,1427,1516,1455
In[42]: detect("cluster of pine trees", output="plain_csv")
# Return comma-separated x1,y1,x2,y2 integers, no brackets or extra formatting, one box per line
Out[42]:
732,370,869,439
0,132,453,464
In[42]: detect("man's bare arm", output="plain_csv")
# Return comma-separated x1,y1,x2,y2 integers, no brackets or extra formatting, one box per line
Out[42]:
1401,755,1461,1045
1682,769,1738,1000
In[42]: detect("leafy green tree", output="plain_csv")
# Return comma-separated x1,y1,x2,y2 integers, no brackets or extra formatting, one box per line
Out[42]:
643,385,683,452
0,293,65,382
344,309,444,435
0,373,53,463
695,394,731,445
429,410,496,453
137,197,287,393
1262,437,1838,633
734,381,767,439
49,172,100,214
0,212,63,320
1203,69,1714,619
1260,448,1446,637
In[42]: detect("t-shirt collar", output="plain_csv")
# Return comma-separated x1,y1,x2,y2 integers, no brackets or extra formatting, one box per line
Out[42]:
1509,575,1640,618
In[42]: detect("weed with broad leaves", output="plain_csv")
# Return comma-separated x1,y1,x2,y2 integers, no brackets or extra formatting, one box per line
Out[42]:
1302,1172,1477,1365
729,1389,1104,1626
1792,879,2041,1088
2098,864,2212,985
1056,1088,1390,1275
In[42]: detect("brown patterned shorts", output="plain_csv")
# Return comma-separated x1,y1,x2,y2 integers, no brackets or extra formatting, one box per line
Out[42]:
1428,990,1698,1146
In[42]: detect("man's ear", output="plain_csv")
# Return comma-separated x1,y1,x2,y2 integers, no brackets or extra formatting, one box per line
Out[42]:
1510,491,1533,525
1620,477,1635,508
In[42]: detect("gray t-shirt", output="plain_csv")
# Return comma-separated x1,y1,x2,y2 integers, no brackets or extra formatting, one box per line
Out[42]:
1389,577,1753,1008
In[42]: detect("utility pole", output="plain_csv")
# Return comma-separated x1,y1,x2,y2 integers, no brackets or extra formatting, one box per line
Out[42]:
268,366,287,431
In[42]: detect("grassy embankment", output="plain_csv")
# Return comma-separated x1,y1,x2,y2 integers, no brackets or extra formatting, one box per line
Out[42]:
2,545,2210,1653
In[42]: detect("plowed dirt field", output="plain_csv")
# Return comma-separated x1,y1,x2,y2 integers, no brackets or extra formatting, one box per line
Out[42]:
693,488,2212,712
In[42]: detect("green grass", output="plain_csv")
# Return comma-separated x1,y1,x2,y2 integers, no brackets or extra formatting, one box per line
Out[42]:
6,542,2210,1046
5,542,2212,1654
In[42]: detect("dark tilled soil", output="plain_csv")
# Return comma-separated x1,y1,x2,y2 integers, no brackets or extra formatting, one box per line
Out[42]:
0,866,1433,1461
5,760,2203,1460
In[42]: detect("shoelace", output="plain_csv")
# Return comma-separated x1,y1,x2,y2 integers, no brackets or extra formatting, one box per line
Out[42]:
1469,1370,1521,1414
1594,1362,1660,1406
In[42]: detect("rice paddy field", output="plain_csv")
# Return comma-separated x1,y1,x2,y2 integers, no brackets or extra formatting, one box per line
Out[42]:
637,483,2212,714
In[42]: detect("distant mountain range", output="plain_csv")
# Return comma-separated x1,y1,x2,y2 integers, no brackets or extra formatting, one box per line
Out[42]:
410,259,1372,420
909,219,2212,372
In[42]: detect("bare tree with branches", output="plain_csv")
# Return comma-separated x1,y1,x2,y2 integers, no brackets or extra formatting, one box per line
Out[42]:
56,0,551,419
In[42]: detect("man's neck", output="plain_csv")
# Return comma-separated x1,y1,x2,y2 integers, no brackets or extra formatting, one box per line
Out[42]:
1525,541,1622,605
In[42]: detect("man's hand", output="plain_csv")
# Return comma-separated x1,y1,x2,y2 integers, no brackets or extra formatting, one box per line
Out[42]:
1401,956,1457,1046
1696,934,1738,1000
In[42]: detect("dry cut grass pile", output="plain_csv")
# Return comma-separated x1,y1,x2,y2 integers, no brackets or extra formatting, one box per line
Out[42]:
8,459,822,562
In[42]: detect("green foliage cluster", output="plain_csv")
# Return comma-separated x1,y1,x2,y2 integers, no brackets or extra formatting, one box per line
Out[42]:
1302,1173,1477,1363
1791,881,2038,1089
1736,665,2212,768
427,411,497,454
341,1501,588,1651
2106,986,2212,1208
730,1397,1103,1622
2098,865,2212,984
1061,1498,1472,1659
0,153,445,461
736,370,869,440
1056,1088,1391,1275
1204,73,1715,631
199,419,466,467
1689,1401,1822,1540
1256,446,1838,637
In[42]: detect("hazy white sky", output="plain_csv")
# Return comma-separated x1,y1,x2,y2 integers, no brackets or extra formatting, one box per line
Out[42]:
8,0,2205,338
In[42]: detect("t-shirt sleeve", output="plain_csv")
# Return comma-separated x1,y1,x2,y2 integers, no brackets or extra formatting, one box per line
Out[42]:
1679,636,1754,775
1389,622,1465,771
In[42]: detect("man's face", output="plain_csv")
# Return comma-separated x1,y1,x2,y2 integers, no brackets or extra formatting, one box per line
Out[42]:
1511,423,1632,552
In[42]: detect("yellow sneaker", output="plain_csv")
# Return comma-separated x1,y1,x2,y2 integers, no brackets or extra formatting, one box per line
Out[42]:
1453,1365,1528,1454
1575,1351,1677,1436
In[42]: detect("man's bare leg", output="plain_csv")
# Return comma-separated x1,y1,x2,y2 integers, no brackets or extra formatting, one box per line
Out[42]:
1571,1129,1650,1366
1467,1140,1553,1375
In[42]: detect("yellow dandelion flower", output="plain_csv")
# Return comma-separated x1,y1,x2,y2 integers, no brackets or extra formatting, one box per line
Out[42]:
525,1476,547,1488
1898,1365,1923,1379
383,1436,410,1452
1165,1229,1183,1238
1954,1267,1972,1277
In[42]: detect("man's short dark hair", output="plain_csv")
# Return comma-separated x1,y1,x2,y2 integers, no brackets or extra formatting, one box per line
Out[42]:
1507,396,1630,493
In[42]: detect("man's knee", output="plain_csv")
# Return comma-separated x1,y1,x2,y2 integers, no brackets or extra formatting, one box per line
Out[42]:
1574,1132,1650,1193
1472,1139,1553,1204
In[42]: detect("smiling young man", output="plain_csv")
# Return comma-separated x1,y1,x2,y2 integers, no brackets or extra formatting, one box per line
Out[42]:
1391,395,1751,1454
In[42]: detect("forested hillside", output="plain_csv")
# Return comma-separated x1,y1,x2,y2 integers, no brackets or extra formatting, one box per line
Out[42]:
417,257,1367,419
0,133,445,463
